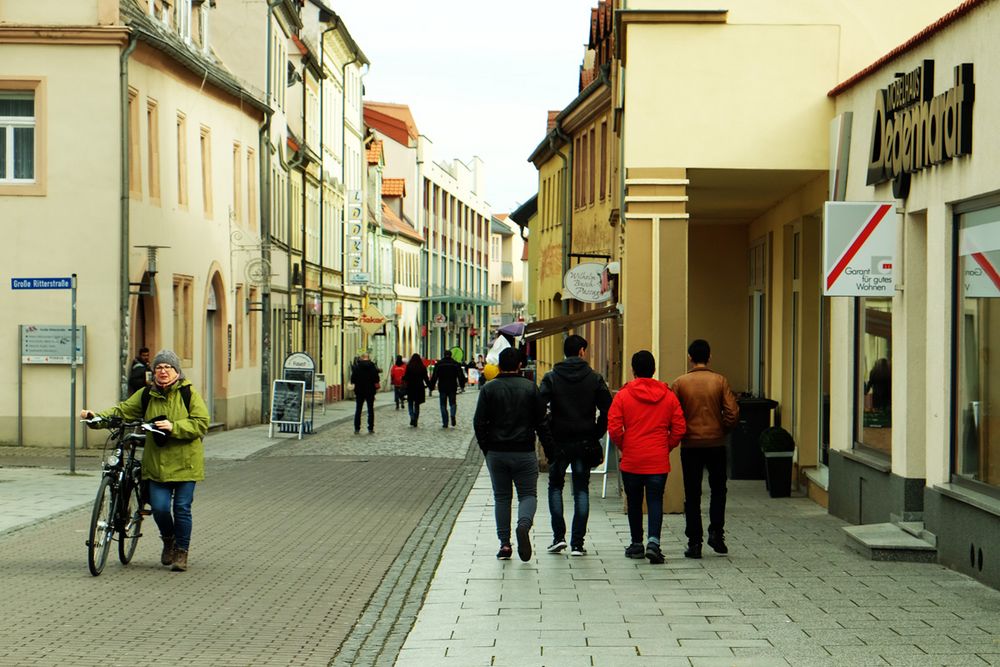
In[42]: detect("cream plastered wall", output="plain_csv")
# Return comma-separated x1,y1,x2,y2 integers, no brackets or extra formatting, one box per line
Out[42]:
533,150,569,376
831,1,1000,484
125,46,264,426
0,0,117,25
0,44,120,445
625,0,961,82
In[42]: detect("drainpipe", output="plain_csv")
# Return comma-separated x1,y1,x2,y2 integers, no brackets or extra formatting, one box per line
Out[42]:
277,141,304,357
119,33,139,400
300,61,308,353
552,126,572,318
317,22,339,374
340,51,360,391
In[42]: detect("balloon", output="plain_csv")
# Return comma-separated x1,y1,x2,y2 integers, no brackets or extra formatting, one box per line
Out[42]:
450,346,465,363
482,364,500,381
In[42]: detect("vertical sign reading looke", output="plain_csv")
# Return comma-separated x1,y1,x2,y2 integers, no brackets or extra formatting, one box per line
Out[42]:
346,189,368,284
823,202,898,297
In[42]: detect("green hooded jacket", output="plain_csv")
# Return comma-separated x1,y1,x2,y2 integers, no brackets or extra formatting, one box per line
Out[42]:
98,379,209,482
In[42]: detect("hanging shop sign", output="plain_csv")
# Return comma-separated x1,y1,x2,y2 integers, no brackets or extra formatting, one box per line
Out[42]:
359,304,388,335
563,262,612,303
346,189,368,285
823,201,898,296
866,60,975,199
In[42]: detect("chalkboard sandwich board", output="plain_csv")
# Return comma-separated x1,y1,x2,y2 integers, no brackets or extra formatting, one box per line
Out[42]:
269,379,306,439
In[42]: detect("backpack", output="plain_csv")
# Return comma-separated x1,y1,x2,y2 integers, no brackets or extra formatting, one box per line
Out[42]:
141,384,192,420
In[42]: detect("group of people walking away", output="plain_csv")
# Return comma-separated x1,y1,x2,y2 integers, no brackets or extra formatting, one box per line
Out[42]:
475,335,739,565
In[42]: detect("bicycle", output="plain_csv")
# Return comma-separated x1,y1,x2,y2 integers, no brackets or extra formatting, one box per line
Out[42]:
81,415,163,576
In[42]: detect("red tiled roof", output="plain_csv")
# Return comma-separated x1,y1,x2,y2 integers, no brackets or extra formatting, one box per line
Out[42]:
521,239,529,262
546,110,559,132
366,140,383,165
364,101,419,146
291,34,309,56
382,178,406,197
829,0,986,97
382,203,423,242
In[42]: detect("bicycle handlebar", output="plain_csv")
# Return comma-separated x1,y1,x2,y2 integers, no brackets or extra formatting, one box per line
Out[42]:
80,415,165,436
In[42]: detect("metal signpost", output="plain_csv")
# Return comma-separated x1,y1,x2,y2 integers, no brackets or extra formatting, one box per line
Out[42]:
12,275,82,472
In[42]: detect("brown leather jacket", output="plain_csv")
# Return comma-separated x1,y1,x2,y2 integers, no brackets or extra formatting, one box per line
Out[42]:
671,367,739,447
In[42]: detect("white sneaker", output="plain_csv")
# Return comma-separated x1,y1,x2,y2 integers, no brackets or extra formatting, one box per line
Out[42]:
570,546,587,556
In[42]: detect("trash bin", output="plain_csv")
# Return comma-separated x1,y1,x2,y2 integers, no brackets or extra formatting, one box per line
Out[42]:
729,397,778,480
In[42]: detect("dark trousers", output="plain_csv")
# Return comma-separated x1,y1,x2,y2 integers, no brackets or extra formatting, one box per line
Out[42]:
680,445,727,543
621,471,667,544
438,389,457,425
547,454,591,548
354,394,374,431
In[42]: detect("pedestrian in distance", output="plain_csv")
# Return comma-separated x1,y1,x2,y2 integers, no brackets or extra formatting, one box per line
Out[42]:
351,351,380,434
671,339,739,559
608,350,686,564
390,355,406,410
80,349,209,572
429,349,467,428
127,346,152,396
539,334,612,557
474,347,552,562
403,353,430,427
475,354,486,389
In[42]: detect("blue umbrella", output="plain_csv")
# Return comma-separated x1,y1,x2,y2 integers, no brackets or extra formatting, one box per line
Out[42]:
497,322,525,337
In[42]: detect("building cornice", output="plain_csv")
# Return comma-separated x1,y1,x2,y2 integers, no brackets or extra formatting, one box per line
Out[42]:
615,9,727,66
0,25,130,46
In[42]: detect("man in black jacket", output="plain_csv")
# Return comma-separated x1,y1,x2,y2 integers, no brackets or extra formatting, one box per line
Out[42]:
350,352,381,434
127,347,151,396
474,348,552,562
429,349,467,428
539,335,612,556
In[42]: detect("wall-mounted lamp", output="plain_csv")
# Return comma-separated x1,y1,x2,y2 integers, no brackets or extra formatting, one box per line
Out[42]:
130,245,169,296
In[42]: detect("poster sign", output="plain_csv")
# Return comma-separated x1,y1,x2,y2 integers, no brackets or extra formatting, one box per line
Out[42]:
359,304,387,335
959,219,1000,298
20,324,85,364
268,380,306,439
823,202,898,296
563,263,612,303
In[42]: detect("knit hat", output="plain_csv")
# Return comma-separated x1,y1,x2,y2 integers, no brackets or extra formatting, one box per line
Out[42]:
152,349,184,377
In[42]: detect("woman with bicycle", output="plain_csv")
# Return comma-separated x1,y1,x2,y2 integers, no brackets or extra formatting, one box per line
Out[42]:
81,349,209,572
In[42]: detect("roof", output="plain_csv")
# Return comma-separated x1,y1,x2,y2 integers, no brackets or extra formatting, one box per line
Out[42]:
521,239,529,262
366,140,383,165
382,178,406,197
382,203,423,242
364,101,419,146
491,216,513,236
307,0,370,66
509,195,538,227
829,0,986,97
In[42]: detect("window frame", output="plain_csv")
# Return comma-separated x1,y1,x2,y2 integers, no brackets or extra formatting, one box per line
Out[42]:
0,78,46,196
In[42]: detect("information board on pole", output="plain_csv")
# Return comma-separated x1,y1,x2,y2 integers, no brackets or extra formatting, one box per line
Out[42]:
20,324,86,364
823,202,898,296
268,380,306,439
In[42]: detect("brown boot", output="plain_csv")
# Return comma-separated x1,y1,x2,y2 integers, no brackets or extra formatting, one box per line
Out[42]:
171,548,188,572
160,536,175,566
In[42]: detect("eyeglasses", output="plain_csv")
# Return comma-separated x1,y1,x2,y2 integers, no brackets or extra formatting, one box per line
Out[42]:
154,365,175,372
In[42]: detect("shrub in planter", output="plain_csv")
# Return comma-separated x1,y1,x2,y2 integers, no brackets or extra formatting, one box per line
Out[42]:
758,426,794,497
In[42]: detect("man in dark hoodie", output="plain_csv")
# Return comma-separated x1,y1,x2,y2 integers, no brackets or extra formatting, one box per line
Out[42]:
429,349,467,427
350,352,381,434
539,334,613,556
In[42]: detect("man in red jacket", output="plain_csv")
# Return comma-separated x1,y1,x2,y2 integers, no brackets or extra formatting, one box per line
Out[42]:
608,350,686,564
672,339,740,559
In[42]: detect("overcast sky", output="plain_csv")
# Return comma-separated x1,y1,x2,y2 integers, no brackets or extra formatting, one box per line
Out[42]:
332,0,598,214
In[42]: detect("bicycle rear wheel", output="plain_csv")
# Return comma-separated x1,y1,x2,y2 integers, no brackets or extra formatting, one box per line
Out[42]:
87,476,115,576
118,478,143,565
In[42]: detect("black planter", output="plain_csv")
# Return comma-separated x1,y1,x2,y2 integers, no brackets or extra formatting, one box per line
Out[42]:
763,451,793,498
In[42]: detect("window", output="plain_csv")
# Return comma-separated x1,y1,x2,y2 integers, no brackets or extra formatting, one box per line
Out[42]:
176,112,187,206
574,136,582,209
232,142,242,223
588,127,596,205
234,283,244,368
246,148,256,228
954,202,1000,489
1,89,36,184
172,275,194,363
147,100,160,202
200,126,212,218
599,121,607,201
856,297,892,456
128,88,141,197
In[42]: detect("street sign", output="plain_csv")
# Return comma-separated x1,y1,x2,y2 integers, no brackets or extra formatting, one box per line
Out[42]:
359,304,387,335
823,202,897,296
11,277,72,289
20,324,85,364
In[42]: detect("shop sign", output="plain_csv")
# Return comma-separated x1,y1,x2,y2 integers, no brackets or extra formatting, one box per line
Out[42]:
359,304,387,335
346,190,368,284
823,202,898,296
959,220,1000,298
563,262,612,303
866,60,975,199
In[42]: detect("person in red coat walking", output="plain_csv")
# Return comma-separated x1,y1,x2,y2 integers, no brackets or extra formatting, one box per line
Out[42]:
608,350,686,564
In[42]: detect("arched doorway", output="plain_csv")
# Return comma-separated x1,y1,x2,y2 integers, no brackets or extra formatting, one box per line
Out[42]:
204,274,226,422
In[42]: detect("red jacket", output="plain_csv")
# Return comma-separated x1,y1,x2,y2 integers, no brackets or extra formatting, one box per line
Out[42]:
390,364,406,388
608,378,686,474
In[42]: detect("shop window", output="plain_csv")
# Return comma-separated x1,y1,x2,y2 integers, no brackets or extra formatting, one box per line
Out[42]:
855,298,892,456
954,203,1000,489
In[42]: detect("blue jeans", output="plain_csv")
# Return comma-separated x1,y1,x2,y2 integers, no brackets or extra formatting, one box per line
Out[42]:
621,471,667,545
547,454,590,547
438,389,457,426
148,480,196,551
408,399,421,424
485,450,538,545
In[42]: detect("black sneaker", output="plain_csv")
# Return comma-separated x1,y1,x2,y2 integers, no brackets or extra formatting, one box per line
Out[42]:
516,523,532,562
645,542,664,564
684,542,703,559
707,531,729,554
547,540,568,554
496,545,513,560
451,416,456,427
625,543,645,559
570,545,587,557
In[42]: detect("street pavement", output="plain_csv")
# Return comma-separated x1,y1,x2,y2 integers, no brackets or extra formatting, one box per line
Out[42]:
3,387,1000,666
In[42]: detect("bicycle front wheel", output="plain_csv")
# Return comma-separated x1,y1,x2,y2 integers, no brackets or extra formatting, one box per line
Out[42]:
118,479,143,565
87,476,115,576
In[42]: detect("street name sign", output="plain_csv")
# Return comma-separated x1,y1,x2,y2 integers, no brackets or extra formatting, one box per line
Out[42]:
12,277,72,289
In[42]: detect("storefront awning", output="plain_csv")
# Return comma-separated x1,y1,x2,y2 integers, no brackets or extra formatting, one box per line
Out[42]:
523,304,620,342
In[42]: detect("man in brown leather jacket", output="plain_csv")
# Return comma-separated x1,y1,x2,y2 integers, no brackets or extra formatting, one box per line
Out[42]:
671,339,739,559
